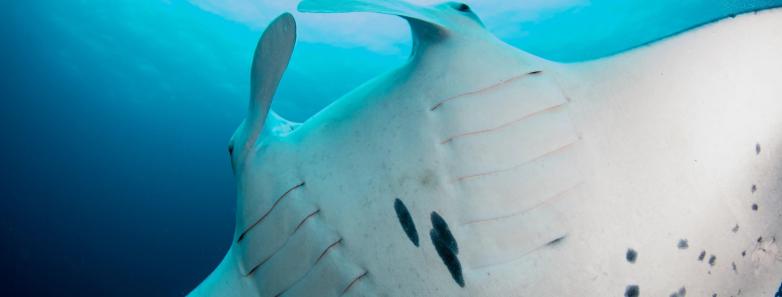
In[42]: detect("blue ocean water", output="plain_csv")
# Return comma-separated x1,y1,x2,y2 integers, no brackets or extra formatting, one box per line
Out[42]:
1,1,780,296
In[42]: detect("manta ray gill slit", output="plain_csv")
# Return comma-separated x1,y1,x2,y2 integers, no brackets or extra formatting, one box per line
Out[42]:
429,70,543,112
342,271,369,295
237,181,306,242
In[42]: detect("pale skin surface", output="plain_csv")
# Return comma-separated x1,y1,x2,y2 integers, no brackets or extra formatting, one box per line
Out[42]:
190,1,782,296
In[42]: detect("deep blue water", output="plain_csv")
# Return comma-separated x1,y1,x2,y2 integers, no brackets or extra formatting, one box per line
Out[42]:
1,1,781,296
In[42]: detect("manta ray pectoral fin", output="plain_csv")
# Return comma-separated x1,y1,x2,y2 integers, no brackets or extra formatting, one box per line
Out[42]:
232,12,296,166
297,0,448,34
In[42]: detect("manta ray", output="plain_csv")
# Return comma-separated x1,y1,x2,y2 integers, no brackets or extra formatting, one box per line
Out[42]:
190,1,782,296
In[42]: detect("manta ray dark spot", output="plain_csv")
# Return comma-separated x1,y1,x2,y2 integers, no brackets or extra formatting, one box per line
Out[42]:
751,184,756,193
456,3,471,12
670,286,687,297
732,224,740,233
625,284,640,297
626,248,638,263
546,235,566,247
708,255,717,266
751,203,758,211
430,229,464,287
430,212,463,287
732,262,737,273
698,250,706,261
678,239,689,249
431,212,458,253
756,143,761,154
741,250,746,257
394,198,419,247
758,236,763,243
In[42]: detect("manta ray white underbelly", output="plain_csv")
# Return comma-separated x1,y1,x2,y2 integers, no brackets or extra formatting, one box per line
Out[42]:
190,1,782,296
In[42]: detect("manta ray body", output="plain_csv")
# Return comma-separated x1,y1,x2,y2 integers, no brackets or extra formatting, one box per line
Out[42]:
191,1,782,296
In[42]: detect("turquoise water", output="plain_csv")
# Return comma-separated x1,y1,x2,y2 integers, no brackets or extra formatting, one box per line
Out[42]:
1,1,780,295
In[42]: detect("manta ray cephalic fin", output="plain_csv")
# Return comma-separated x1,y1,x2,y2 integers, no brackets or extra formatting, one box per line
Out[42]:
230,13,297,171
298,0,450,40
297,0,445,26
